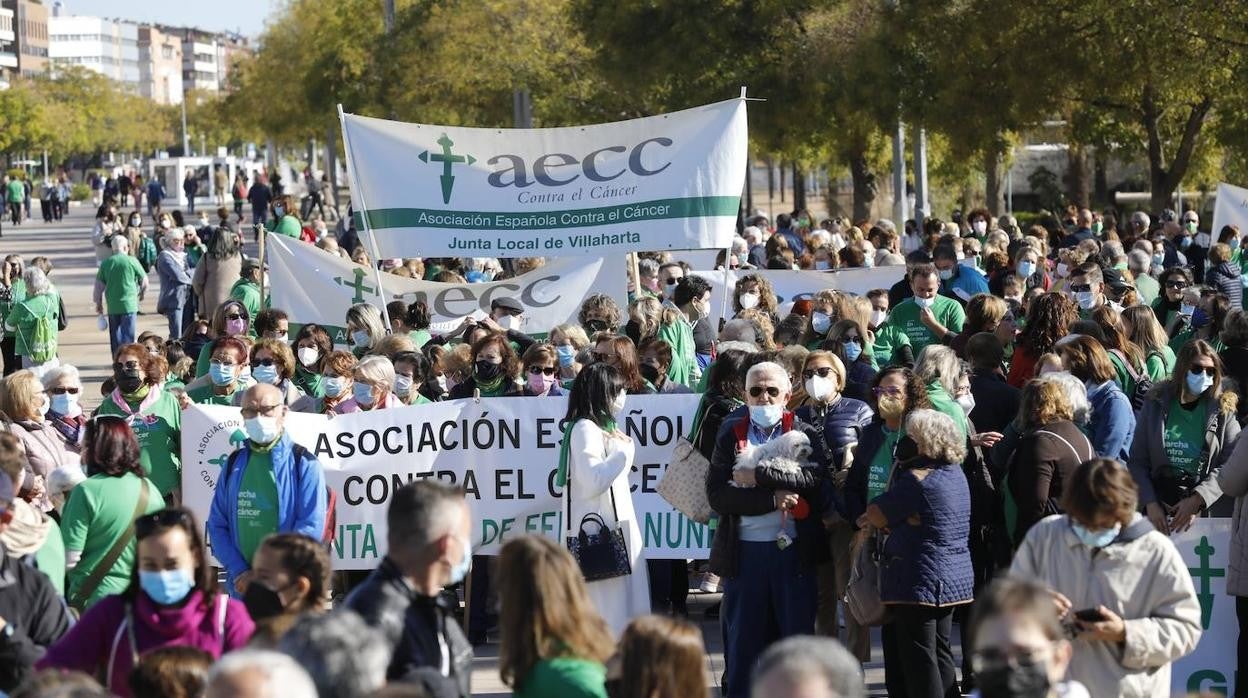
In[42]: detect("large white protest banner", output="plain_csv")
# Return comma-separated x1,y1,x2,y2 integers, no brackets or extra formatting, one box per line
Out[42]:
340,99,747,258
1170,518,1235,695
266,235,625,339
1210,182,1248,242
182,395,705,570
701,266,901,322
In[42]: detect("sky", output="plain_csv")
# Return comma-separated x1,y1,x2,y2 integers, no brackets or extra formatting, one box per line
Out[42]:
55,0,279,38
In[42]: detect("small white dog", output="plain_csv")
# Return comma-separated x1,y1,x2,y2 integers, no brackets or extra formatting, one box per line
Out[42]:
733,430,814,486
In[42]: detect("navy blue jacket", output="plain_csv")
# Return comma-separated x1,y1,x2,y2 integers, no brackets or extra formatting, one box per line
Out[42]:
797,396,873,516
842,359,878,404
776,227,806,256
874,459,974,606
1206,261,1244,310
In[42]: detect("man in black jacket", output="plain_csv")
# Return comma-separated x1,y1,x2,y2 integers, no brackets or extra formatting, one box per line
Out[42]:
707,362,829,698
0,470,72,692
345,480,472,697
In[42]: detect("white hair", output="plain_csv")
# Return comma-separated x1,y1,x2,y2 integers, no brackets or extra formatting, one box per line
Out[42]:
22,267,50,296
208,649,318,698
746,361,791,393
277,611,388,698
743,226,762,245
905,409,968,463
717,340,758,354
355,354,396,391
731,235,750,254
752,635,865,698
110,235,129,254
807,229,832,249
1131,211,1151,228
40,363,81,390
1127,249,1151,274
914,344,963,397
719,318,758,345
875,218,897,234
1040,371,1091,426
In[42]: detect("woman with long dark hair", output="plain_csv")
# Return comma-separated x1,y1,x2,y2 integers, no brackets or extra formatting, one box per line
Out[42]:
558,363,649,635
39,507,254,696
1006,292,1078,388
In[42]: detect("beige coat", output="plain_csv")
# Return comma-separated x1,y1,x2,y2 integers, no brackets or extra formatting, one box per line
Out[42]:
1010,514,1201,698
191,252,242,318
1217,433,1248,596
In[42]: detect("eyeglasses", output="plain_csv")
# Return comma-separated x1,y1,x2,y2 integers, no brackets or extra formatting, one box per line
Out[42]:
1165,280,1189,289
873,385,903,397
240,403,283,419
1190,366,1216,376
136,509,194,539
49,387,80,395
224,314,243,321
1069,284,1092,293
802,367,834,380
527,365,557,376
748,386,782,398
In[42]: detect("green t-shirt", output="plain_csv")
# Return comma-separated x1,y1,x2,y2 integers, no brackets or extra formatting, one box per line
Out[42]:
513,657,608,698
293,364,325,399
1135,274,1160,306
657,319,696,387
1169,329,1225,355
871,322,913,367
6,292,57,358
95,390,183,496
1145,347,1176,382
229,278,263,321
1107,350,1138,399
1164,398,1208,474
266,214,302,238
6,179,23,203
187,382,242,406
35,515,65,597
880,296,965,360
409,329,432,348
61,473,164,609
96,254,146,315
235,448,279,565
412,393,432,405
867,426,902,502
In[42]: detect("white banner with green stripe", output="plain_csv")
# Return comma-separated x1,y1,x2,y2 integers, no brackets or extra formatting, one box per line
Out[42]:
267,235,625,343
340,98,747,258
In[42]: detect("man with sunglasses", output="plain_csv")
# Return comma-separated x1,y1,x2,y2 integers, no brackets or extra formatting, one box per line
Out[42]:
0,469,71,692
1068,262,1109,317
706,361,828,698
207,383,327,596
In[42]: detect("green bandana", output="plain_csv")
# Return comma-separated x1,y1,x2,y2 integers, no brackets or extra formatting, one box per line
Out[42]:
556,417,617,488
123,385,151,403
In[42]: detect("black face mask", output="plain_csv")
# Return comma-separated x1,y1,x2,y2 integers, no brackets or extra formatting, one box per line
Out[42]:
584,319,612,335
975,661,1051,698
242,581,287,622
639,363,661,384
114,368,143,395
475,360,502,382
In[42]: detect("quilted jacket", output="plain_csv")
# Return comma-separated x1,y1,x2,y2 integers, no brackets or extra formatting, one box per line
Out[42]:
872,458,974,607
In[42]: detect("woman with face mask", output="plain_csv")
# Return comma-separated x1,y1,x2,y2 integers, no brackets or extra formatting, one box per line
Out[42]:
289,323,331,400
823,319,878,404
637,337,694,395
192,301,250,378
294,350,356,415
447,333,525,400
95,344,184,502
391,351,433,405
732,275,779,323
231,340,305,408
241,533,331,646
0,369,80,514
549,323,590,387
556,363,647,636
38,507,255,696
1010,459,1201,698
519,344,565,397
264,193,302,238
155,228,193,340
792,351,873,661
345,302,385,360
187,337,250,407
42,364,86,452
336,355,403,413
1128,340,1239,536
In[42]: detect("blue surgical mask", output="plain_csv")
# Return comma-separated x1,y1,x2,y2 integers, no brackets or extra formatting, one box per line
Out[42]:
843,340,862,362
244,416,281,444
208,362,236,386
1018,261,1036,278
351,330,372,349
938,268,954,281
1186,370,1214,395
811,312,831,335
1152,252,1165,266
1179,236,1192,249
448,534,472,585
1180,303,1196,317
139,568,195,605
352,381,375,406
274,205,285,217
252,364,280,385
50,392,78,414
394,375,413,398
323,376,346,398
749,404,783,429
1232,237,1242,251
913,296,935,310
555,345,576,367
1071,521,1120,549
1075,291,1098,310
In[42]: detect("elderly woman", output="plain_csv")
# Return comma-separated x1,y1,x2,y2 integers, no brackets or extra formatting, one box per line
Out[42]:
1129,340,1240,535
235,339,305,407
336,354,401,413
913,344,968,440
4,267,60,379
345,303,386,359
859,409,973,698
1,369,80,513
1007,377,1095,544
94,343,183,502
187,336,250,406
42,364,86,451
1010,458,1201,698
155,226,193,339
450,333,524,399
637,337,692,395
294,350,356,415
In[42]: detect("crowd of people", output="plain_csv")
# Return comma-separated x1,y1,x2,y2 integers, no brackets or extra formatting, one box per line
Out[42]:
1,184,1247,698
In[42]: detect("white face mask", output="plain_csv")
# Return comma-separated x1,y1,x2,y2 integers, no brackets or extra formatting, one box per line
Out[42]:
870,309,887,327
956,394,975,416
297,347,319,367
610,390,627,417
738,292,760,310
497,314,520,331
913,295,935,310
394,374,413,397
805,375,835,402
972,220,987,235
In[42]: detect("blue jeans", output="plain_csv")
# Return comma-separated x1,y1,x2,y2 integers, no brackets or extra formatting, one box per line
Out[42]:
721,541,817,698
108,313,137,355
165,302,189,340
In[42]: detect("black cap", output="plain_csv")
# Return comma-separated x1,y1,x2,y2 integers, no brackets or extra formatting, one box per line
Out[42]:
490,296,523,313
241,257,266,273
1103,267,1133,292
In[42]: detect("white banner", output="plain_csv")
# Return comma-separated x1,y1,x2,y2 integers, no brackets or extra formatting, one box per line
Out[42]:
181,396,706,570
1170,518,1236,696
340,99,747,258
701,266,902,322
1211,182,1248,242
266,235,625,337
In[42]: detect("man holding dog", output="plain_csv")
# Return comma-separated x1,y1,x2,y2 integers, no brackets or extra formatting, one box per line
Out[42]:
706,361,829,698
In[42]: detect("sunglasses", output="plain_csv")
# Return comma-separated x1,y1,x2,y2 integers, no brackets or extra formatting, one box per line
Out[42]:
527,365,557,376
1190,366,1216,376
803,367,834,380
748,386,782,398
136,509,194,539
224,314,243,321
49,387,80,395
113,361,140,371
1069,284,1092,293
1165,280,1189,289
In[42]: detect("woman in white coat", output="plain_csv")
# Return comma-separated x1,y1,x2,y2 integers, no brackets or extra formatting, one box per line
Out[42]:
557,362,649,637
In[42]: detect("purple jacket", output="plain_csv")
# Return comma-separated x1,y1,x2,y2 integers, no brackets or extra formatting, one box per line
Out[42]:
37,590,253,696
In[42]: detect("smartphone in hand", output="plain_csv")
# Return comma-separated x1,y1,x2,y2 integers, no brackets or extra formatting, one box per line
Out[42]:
1074,608,1108,623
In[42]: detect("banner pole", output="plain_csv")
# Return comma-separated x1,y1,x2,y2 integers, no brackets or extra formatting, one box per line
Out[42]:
337,103,394,333
258,226,267,303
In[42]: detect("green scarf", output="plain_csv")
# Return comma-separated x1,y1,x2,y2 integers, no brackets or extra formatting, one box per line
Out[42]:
476,374,505,396
123,385,151,403
556,417,617,488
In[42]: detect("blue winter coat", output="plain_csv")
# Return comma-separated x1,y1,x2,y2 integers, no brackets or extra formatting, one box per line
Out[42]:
874,459,974,606
1085,380,1136,464
207,431,327,590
